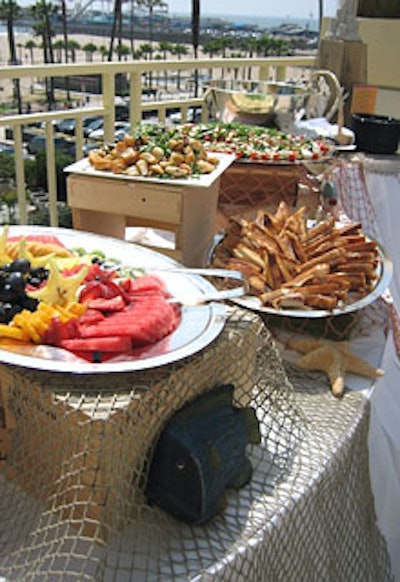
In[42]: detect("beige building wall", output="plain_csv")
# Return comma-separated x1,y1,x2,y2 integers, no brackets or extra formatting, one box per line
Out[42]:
358,18,400,117
321,16,400,117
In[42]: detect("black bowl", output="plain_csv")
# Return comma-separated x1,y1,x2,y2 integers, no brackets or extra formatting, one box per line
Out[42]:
351,113,400,154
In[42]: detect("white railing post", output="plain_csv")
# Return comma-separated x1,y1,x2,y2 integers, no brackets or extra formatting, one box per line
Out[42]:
44,121,59,227
258,66,270,82
13,125,27,224
129,71,143,125
75,117,84,160
102,70,116,142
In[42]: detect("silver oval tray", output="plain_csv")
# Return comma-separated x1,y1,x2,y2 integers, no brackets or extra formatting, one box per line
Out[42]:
232,241,393,318
0,226,230,374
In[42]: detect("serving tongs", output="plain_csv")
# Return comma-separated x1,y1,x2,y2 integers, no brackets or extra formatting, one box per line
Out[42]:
149,267,247,306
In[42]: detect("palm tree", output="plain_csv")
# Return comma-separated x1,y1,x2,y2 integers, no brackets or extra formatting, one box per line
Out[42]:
67,39,80,62
129,0,138,56
115,44,130,61
60,0,71,102
137,0,167,59
191,0,200,96
53,38,65,62
99,44,108,61
140,43,153,87
0,0,22,113
108,0,122,61
25,39,37,64
31,0,58,109
83,42,97,62
171,43,188,91
318,0,323,37
203,39,220,80
157,41,173,90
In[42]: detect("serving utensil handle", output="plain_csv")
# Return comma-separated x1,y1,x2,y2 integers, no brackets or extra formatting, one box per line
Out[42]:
151,268,248,306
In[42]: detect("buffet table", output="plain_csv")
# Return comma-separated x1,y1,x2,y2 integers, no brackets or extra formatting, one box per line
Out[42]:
0,250,394,580
0,148,397,580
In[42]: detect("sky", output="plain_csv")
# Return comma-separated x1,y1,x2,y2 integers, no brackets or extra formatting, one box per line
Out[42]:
167,0,340,19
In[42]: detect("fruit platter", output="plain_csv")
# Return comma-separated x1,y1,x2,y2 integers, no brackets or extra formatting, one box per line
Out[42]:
0,226,235,374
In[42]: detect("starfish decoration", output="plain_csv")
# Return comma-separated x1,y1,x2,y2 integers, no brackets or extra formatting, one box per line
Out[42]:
287,335,385,398
27,258,89,307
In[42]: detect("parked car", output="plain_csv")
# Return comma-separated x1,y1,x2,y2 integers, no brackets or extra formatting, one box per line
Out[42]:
169,107,202,124
83,117,104,138
0,143,15,155
53,118,76,135
54,116,103,136
87,122,131,143
27,135,76,157
5,123,44,143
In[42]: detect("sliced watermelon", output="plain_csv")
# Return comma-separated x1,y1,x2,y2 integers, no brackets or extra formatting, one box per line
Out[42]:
60,336,132,353
77,308,105,326
42,317,79,346
126,274,167,296
86,295,126,312
78,299,179,346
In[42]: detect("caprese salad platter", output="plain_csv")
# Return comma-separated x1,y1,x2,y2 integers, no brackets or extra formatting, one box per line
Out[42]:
0,226,231,374
124,122,335,165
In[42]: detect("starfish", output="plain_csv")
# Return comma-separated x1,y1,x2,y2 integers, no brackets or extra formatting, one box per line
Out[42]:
287,335,385,397
27,258,89,307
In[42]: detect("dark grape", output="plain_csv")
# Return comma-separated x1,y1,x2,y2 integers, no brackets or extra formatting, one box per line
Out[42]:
0,283,17,303
9,258,31,275
20,296,39,312
0,256,48,322
27,267,49,287
3,302,23,322
28,277,42,287
27,277,42,288
7,272,26,296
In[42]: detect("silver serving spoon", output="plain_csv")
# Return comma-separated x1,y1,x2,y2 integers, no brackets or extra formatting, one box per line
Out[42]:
149,267,248,306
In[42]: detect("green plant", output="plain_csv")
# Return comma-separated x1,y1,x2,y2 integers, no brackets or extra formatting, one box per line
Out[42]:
0,188,18,223
28,202,73,228
0,152,16,181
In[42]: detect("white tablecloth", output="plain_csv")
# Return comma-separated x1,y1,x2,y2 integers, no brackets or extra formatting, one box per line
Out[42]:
339,157,400,581
365,166,400,581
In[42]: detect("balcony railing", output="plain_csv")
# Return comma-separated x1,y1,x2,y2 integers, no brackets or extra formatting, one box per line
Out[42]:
0,55,317,228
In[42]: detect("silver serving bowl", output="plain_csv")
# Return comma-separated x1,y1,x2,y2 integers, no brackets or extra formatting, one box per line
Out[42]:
203,79,312,126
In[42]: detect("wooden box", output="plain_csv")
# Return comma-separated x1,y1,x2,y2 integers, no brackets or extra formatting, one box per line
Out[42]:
67,172,220,268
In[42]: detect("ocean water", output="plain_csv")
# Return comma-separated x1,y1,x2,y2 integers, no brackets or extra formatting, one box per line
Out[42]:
188,13,320,32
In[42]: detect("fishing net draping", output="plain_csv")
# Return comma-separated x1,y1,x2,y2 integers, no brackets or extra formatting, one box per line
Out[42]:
0,306,393,581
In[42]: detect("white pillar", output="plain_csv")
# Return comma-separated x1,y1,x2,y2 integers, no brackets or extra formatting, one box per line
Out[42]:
326,0,361,41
